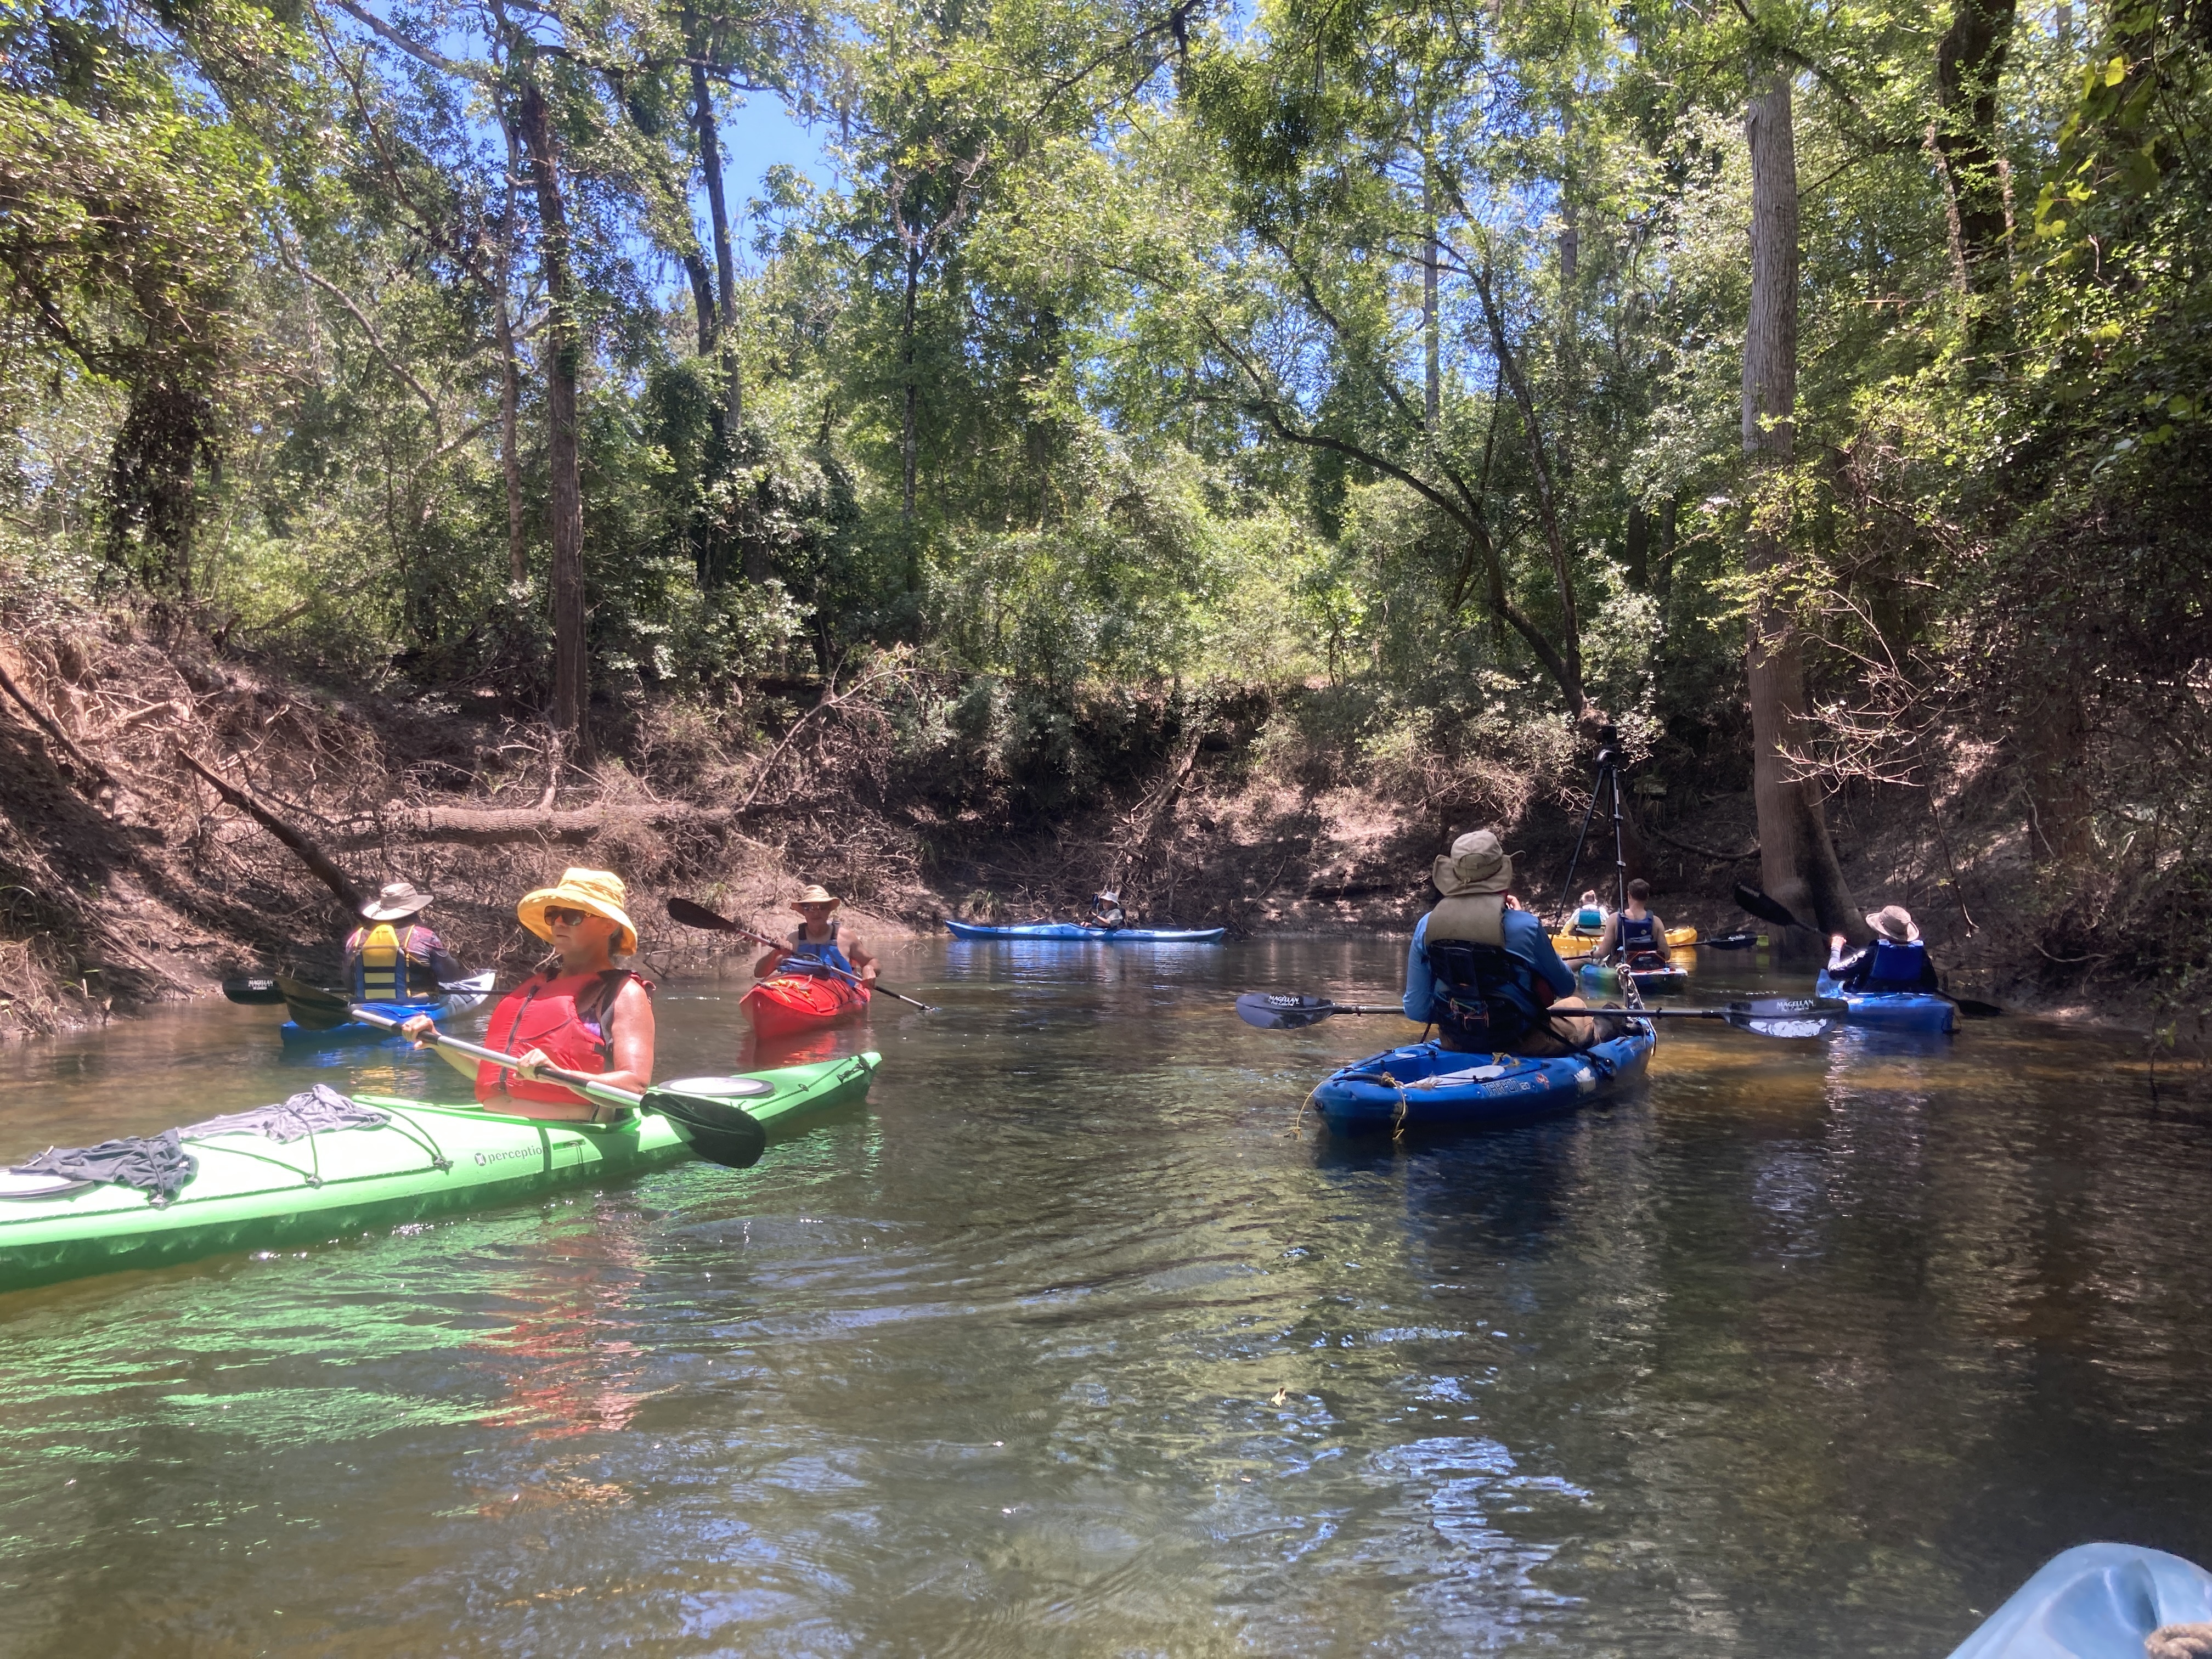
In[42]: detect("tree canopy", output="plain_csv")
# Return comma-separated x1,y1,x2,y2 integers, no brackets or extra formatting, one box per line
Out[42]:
3,0,2207,958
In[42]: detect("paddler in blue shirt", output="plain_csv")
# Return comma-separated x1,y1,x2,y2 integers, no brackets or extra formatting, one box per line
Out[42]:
1826,905,1942,993
753,884,879,988
1402,830,1611,1056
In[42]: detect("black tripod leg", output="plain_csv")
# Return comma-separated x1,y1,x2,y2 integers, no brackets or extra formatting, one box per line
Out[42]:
1552,784,1604,930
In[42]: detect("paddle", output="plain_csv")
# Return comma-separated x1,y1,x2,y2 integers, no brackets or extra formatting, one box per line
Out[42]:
1733,883,2004,1017
274,983,771,1168
1734,881,1802,931
1692,932,1762,950
665,897,938,1013
263,974,494,1019
1234,991,1851,1039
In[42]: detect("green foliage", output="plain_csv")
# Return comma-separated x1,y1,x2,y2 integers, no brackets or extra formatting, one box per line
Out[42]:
0,0,2204,998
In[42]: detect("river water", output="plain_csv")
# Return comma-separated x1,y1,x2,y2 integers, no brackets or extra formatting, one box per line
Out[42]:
1,935,2208,1656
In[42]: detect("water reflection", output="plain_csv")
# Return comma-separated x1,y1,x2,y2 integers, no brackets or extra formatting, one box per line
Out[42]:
0,938,2207,1655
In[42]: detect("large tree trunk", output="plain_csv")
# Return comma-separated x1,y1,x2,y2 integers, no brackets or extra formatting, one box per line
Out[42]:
517,76,589,746
1933,0,2020,291
495,117,528,588
1421,125,1440,429
900,242,922,595
1742,67,1857,950
690,55,741,428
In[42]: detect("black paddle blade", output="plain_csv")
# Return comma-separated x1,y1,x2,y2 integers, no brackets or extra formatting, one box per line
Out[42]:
1951,996,2004,1018
1724,996,1848,1038
1235,992,1339,1030
1694,932,1762,951
222,977,287,1005
640,1087,768,1168
1733,882,1803,931
667,896,741,933
273,974,357,1031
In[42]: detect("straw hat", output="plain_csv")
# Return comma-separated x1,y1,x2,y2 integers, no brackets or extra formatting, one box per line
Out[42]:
518,867,637,955
360,880,433,922
793,884,841,911
1433,830,1513,898
1865,905,1921,943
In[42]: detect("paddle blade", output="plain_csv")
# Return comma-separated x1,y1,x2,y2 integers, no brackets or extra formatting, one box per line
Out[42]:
1724,996,1848,1039
222,977,287,1005
1235,992,1342,1030
1694,932,1762,951
1951,996,2004,1018
1733,882,1802,931
273,974,356,1031
667,896,741,934
641,1085,768,1168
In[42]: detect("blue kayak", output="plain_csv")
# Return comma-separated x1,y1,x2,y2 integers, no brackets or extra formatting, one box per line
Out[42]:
1815,970,1957,1034
1312,1021,1656,1135
944,921,1226,943
1945,1543,2212,1658
278,972,495,1048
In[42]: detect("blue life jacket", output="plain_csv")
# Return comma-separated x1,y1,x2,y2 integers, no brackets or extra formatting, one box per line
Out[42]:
783,921,856,979
1865,938,1928,990
1617,912,1660,955
1574,905,1605,931
1424,937,1545,1049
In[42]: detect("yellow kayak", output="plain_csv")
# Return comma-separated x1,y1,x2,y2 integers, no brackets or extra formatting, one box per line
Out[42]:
1551,924,1697,961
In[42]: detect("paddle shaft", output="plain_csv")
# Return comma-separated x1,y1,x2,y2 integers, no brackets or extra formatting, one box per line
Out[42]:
346,1006,639,1113
1307,1002,1774,1023
667,899,936,1012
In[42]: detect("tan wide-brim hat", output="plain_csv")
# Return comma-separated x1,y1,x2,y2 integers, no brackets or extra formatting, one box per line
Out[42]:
360,880,433,922
1433,830,1513,898
793,884,842,911
1865,905,1921,943
519,867,638,955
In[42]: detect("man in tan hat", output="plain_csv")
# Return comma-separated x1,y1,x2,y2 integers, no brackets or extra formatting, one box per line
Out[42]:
1826,906,1941,994
343,879,464,1004
1403,830,1609,1055
753,884,878,988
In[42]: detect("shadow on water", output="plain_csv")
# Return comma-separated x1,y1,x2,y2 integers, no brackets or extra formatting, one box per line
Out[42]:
0,934,2208,1655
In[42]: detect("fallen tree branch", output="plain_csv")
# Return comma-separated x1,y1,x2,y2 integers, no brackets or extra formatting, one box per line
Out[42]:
1645,826,1762,861
0,653,120,798
738,665,912,814
333,801,741,848
174,747,364,911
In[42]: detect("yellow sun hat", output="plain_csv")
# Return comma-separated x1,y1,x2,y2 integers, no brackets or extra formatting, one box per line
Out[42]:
518,867,638,956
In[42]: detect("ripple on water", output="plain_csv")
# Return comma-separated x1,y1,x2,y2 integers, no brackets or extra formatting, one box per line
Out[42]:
0,940,2209,1655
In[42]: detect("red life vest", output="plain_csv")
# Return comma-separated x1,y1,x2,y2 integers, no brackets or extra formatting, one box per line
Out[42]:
476,968,653,1105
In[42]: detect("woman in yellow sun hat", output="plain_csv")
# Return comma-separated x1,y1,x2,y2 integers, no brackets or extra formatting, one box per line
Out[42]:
402,867,655,1121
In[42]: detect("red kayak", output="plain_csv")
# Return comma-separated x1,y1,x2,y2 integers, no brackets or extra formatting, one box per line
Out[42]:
741,971,870,1040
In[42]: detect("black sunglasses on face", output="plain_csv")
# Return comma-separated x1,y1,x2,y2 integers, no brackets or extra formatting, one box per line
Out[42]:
543,906,590,927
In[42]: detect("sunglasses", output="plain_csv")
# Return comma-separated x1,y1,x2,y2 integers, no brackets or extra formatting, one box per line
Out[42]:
543,905,592,927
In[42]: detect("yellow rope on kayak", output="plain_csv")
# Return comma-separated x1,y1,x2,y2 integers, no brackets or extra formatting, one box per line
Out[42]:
1383,1071,1409,1138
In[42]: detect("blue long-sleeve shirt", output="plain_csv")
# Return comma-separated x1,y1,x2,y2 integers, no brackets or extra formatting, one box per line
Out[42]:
1403,909,1577,1022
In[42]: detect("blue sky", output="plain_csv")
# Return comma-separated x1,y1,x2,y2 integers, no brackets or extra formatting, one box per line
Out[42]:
719,93,836,200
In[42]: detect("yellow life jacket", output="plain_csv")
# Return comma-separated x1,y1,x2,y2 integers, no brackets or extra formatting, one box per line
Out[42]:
354,923,419,1002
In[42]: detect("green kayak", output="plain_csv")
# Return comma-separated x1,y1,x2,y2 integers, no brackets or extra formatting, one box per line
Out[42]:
0,1051,879,1295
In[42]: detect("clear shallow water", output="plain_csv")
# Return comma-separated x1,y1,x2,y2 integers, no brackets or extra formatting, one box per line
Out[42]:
0,936,2208,1656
